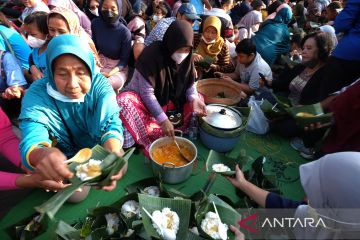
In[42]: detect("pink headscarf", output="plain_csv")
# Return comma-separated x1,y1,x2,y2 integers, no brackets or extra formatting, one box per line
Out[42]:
48,0,81,14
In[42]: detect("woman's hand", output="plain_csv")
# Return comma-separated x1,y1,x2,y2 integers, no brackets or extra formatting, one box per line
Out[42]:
229,225,245,240
102,160,128,191
226,165,248,190
16,173,69,192
192,53,203,62
31,147,73,182
1,86,24,99
160,119,175,138
192,98,207,117
30,65,44,81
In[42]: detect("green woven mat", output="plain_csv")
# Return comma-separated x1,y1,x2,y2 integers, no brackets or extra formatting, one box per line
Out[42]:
0,131,306,239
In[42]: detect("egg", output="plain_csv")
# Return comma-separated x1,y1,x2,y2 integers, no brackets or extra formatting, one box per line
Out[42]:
104,213,120,235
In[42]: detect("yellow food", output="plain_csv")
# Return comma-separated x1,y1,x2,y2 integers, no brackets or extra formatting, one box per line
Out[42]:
296,112,315,118
152,143,193,167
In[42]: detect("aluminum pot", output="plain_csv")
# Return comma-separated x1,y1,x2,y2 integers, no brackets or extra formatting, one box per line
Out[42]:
149,136,197,184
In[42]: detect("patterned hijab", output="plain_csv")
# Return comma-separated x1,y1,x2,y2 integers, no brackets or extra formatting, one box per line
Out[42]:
48,6,81,35
196,16,224,58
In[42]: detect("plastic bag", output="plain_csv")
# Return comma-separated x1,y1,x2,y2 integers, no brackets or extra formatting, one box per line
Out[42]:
246,96,269,134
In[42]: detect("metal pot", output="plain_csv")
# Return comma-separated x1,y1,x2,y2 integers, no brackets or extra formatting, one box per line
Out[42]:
199,105,248,152
202,104,243,130
149,136,197,184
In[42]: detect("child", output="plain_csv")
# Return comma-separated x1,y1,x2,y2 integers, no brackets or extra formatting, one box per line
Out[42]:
24,11,49,82
215,39,272,96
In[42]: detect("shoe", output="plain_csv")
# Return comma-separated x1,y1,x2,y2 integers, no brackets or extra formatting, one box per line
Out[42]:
290,137,315,160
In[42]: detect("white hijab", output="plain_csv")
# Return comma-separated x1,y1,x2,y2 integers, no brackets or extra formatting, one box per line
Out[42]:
294,152,360,239
237,10,263,39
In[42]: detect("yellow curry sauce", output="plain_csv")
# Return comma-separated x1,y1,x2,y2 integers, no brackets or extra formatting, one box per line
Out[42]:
152,143,193,167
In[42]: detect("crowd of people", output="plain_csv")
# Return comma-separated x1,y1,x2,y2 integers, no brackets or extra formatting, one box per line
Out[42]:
0,0,359,237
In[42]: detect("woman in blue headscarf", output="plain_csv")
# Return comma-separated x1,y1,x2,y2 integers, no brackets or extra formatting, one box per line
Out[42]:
252,6,292,66
19,34,125,192
91,0,132,92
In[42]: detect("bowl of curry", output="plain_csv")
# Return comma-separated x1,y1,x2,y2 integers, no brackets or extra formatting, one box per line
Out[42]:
149,136,197,184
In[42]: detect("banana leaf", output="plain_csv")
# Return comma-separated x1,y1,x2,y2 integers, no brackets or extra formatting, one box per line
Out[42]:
56,221,81,240
206,150,240,176
195,56,214,69
35,146,134,219
188,230,206,240
7,213,47,240
260,99,287,119
138,194,192,240
195,196,241,240
286,103,333,128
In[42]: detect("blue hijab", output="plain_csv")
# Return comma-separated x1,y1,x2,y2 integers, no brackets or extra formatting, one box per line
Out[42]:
252,7,292,65
19,34,123,170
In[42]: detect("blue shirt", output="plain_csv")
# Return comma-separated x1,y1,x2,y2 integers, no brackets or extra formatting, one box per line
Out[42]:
31,48,47,74
0,51,27,91
0,25,31,70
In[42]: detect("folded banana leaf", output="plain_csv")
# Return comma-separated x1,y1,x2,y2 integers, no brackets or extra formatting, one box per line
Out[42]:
195,56,215,69
35,146,134,219
195,195,241,240
286,103,333,128
206,150,240,176
125,177,169,197
110,192,141,228
138,194,192,240
56,221,81,240
7,213,47,240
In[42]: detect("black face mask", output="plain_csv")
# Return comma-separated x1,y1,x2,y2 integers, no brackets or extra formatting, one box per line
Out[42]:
101,10,119,24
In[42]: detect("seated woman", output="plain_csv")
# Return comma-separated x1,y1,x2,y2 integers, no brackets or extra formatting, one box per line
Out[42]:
117,20,206,155
227,152,360,239
237,0,264,41
20,0,49,22
24,11,49,81
48,7,100,68
48,0,92,35
193,16,234,79
84,0,100,21
19,34,125,191
252,7,293,66
91,0,132,92
145,0,172,19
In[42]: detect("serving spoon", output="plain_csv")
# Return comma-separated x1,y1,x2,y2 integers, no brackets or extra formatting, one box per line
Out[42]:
64,148,92,164
173,139,191,163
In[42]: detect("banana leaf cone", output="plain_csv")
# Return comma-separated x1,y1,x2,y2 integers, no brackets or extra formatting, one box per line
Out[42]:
138,193,192,239
56,220,81,240
286,103,333,128
110,192,141,228
7,213,48,240
195,195,241,240
35,146,135,219
125,177,170,197
206,150,240,176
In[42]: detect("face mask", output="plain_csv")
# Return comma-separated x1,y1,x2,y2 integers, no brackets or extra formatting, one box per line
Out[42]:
46,83,85,102
101,10,119,24
27,35,46,48
201,35,215,45
152,15,159,22
171,52,189,64
89,8,99,16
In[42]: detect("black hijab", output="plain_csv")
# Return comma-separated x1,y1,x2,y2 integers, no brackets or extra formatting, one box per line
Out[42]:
135,20,195,110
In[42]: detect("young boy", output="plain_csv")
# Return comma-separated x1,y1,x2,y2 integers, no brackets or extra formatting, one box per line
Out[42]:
215,39,272,96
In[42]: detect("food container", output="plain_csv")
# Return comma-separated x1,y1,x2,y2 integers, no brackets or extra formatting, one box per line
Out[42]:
196,78,244,106
199,105,249,152
149,136,197,184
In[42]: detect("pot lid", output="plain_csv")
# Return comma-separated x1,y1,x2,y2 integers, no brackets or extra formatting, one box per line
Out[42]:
202,105,242,130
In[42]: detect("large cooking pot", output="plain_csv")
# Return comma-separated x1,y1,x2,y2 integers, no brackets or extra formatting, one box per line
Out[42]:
199,105,250,152
149,136,197,184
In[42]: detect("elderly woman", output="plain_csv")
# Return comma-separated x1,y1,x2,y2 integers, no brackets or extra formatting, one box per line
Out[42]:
48,0,92,35
48,7,100,67
227,152,360,239
252,7,293,66
91,0,132,92
19,34,125,192
193,16,234,78
117,20,206,156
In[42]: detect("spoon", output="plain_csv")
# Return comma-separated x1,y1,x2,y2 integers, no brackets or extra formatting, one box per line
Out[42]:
173,139,191,163
64,148,92,164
